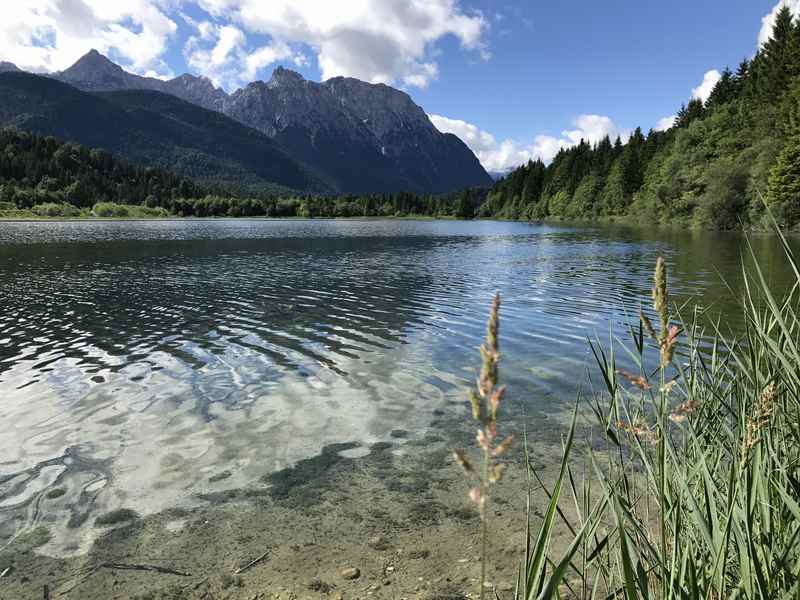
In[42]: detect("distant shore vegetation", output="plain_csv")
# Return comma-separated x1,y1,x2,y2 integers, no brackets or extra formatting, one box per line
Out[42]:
486,7,800,231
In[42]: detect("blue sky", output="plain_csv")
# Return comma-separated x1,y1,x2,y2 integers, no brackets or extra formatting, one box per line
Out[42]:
0,1,788,170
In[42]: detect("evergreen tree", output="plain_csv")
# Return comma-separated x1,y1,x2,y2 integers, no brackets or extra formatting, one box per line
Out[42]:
767,134,800,227
706,68,738,110
756,6,798,97
676,99,705,128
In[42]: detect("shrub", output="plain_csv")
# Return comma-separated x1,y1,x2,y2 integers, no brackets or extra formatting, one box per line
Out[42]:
31,202,81,217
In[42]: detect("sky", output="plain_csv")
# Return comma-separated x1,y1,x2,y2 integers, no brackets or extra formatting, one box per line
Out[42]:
0,1,793,172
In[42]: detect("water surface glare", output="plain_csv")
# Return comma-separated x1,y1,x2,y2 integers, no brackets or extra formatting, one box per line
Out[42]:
0,219,794,556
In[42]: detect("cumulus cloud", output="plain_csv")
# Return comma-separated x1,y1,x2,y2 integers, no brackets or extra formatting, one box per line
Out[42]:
0,1,487,89
194,0,488,88
654,115,677,132
430,113,629,172
759,0,800,47
691,69,722,103
181,15,307,88
0,0,177,76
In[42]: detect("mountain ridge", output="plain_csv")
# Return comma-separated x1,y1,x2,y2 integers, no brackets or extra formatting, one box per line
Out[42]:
0,71,328,194
35,50,491,193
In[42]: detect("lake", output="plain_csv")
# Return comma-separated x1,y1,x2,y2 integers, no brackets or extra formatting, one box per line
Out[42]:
0,219,795,597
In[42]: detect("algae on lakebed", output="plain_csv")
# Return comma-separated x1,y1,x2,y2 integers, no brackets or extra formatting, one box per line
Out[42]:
0,445,571,600
0,405,572,600
95,508,140,526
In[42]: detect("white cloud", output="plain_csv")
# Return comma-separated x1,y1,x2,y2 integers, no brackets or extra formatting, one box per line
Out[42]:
655,115,677,132
561,114,627,145
182,17,307,88
691,69,721,103
244,42,306,81
430,113,629,172
195,0,488,88
0,1,487,89
0,0,177,76
759,1,800,47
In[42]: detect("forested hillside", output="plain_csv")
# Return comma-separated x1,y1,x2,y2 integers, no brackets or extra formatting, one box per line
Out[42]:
0,72,325,196
0,129,485,218
484,6,800,229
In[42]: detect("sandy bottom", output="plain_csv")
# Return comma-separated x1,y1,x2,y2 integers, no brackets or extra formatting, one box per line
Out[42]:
0,406,579,600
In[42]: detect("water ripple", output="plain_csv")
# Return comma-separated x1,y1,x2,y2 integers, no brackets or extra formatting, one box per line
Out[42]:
0,219,794,556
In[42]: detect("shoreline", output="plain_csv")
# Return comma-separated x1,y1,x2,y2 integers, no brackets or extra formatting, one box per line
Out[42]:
0,214,787,233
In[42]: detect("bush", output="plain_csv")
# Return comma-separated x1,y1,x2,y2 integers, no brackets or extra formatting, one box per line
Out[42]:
91,202,171,218
92,202,131,217
31,202,81,217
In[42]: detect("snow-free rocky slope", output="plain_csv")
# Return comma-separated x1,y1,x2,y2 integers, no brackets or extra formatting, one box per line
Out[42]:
51,50,492,194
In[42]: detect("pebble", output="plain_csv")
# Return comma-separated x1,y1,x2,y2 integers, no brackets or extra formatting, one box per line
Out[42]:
340,567,361,580
368,535,390,550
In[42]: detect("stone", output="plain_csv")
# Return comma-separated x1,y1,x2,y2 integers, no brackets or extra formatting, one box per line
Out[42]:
340,567,361,580
368,535,391,550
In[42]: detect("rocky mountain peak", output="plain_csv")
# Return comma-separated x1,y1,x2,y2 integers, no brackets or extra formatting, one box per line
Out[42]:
161,73,228,112
56,49,163,93
62,49,121,77
268,66,306,88
43,52,490,193
0,61,21,73
322,75,432,141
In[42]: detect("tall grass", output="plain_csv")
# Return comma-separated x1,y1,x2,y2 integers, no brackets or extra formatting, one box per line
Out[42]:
463,223,800,599
454,293,515,600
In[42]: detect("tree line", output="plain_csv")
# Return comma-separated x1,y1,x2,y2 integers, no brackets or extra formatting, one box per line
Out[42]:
0,128,486,218
4,9,800,228
486,6,800,229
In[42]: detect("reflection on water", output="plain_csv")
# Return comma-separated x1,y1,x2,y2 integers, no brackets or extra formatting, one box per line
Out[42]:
0,219,795,556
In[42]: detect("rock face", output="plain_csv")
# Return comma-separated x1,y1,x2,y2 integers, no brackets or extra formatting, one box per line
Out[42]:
0,61,20,73
223,68,491,193
161,74,228,112
52,50,492,194
57,50,164,92
55,51,228,112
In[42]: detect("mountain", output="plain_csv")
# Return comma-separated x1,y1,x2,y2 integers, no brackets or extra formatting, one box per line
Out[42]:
0,61,20,73
225,68,492,193
57,49,164,92
160,74,228,112
51,50,492,194
0,71,326,194
55,51,229,112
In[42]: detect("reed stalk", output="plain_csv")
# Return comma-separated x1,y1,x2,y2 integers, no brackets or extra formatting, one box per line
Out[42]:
464,216,800,599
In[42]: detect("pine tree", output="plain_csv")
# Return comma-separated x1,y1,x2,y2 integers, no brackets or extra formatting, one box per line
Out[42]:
757,5,798,97
767,134,800,227
598,158,627,215
706,67,738,109
675,99,705,128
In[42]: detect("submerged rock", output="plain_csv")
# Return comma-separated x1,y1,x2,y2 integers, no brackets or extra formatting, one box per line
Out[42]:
340,567,361,580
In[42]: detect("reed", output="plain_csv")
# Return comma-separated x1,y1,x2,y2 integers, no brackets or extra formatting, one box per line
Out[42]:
462,218,800,598
454,292,514,600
